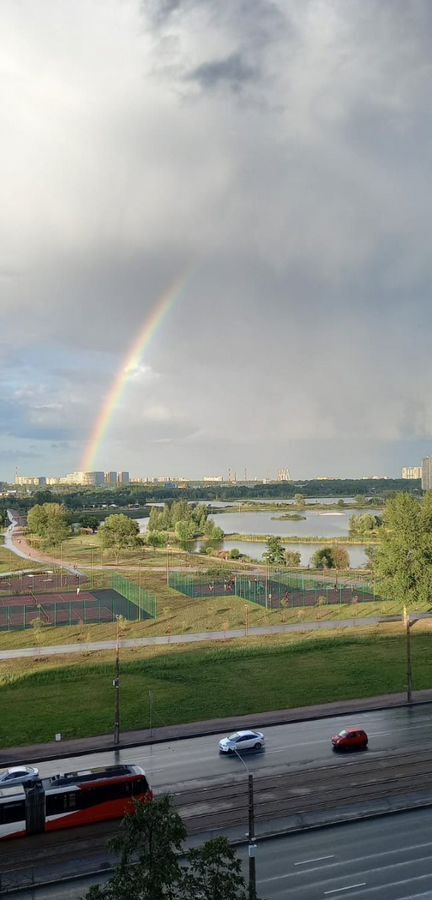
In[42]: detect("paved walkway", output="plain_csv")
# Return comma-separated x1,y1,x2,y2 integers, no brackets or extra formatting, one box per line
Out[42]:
4,690,432,767
0,614,403,661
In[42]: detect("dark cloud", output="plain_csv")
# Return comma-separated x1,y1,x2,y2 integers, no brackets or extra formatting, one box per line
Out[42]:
186,53,259,92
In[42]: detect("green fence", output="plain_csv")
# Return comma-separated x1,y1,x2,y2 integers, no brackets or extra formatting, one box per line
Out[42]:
169,570,378,610
235,573,378,609
112,573,158,619
0,572,158,632
168,572,236,599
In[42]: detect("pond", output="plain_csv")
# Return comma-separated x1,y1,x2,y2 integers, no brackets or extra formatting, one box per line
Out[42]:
210,508,381,539
137,514,371,567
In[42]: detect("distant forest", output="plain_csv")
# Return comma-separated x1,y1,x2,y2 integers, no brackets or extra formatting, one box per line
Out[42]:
1,478,422,515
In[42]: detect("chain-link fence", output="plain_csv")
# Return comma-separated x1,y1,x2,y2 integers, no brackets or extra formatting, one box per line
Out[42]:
0,573,158,631
168,570,378,610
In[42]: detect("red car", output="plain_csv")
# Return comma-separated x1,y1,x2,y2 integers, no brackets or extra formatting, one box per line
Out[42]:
332,728,368,752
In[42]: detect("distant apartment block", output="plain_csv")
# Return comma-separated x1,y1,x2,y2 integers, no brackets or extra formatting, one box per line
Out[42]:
203,476,224,482
15,476,47,486
422,458,432,491
118,471,130,484
402,466,422,480
105,471,118,485
61,471,104,486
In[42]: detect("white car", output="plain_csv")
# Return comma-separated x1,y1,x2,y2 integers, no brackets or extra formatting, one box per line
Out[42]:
0,766,39,787
219,730,265,754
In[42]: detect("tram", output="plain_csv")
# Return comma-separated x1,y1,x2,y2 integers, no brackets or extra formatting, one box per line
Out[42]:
0,764,152,840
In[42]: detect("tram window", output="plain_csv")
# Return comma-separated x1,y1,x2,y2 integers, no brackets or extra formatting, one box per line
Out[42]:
64,792,77,810
0,800,25,824
46,791,78,816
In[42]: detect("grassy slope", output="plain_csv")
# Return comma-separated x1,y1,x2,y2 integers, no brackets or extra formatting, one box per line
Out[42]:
1,626,431,747
0,539,44,575
0,558,405,650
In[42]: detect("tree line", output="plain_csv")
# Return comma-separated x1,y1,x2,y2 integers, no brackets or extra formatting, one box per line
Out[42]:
25,501,224,551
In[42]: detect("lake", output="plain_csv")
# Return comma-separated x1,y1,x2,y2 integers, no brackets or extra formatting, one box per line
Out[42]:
138,506,373,567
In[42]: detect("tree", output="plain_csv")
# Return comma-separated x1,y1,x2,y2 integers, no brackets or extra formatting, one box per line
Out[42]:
182,837,250,900
364,545,377,567
229,548,240,559
330,545,349,570
146,530,167,548
27,504,49,537
294,493,305,508
78,514,100,532
312,547,334,569
99,514,141,551
263,536,285,565
284,550,301,567
349,514,382,535
84,796,262,900
204,520,224,542
27,503,71,547
174,520,196,543
374,493,432,609
85,795,186,900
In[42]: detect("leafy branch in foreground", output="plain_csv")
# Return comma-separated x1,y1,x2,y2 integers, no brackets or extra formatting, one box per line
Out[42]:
84,794,264,900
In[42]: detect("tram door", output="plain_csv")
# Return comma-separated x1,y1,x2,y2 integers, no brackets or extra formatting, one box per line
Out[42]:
24,780,45,834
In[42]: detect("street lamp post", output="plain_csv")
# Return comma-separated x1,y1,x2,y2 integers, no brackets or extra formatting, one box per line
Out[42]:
113,615,120,744
234,750,257,900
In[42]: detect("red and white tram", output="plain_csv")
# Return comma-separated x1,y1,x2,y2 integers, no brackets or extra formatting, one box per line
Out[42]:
0,764,152,840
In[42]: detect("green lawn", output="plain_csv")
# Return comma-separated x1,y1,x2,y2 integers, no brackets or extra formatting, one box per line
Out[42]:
0,539,44,575
0,628,431,747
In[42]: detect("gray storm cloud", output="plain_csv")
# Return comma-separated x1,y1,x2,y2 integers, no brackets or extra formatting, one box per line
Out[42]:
1,0,432,478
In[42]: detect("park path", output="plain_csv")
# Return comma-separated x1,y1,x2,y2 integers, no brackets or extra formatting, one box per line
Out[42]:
0,614,402,661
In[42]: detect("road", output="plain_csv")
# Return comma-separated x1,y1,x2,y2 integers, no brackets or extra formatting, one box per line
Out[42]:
27,705,432,790
8,807,432,899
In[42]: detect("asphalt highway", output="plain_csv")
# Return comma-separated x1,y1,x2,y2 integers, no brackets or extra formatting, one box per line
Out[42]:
9,808,432,899
29,705,432,790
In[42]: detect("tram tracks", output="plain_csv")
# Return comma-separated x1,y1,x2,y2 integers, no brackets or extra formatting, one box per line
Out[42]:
3,746,432,890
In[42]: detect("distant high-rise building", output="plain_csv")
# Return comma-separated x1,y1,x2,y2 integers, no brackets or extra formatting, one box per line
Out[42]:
105,471,118,485
277,468,292,482
422,458,432,491
118,471,130,484
81,471,105,486
402,466,422,480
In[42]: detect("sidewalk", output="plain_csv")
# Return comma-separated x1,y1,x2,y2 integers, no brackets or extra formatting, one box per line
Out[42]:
4,689,432,767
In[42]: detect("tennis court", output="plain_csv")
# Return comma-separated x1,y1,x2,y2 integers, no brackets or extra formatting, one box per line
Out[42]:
0,573,158,631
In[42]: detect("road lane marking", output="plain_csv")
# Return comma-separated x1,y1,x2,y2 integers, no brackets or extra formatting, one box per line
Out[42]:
295,855,335,866
324,885,366,896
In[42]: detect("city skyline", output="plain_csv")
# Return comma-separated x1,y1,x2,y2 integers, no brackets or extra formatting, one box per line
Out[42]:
2,2,432,479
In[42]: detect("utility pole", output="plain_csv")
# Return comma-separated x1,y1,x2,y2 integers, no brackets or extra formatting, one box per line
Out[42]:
247,773,257,899
234,750,257,899
113,615,120,744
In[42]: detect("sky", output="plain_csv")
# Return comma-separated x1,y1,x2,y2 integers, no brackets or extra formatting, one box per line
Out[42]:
1,0,432,482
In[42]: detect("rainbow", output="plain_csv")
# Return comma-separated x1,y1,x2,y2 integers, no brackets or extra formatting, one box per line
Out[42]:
81,272,186,471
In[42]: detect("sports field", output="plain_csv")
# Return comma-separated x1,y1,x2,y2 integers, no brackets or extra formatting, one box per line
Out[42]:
0,572,155,630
